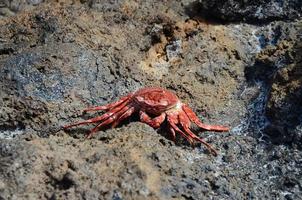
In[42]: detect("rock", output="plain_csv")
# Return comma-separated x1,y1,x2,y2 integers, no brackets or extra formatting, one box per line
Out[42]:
187,0,302,23
243,21,301,147
265,41,302,146
0,0,44,17
166,40,182,61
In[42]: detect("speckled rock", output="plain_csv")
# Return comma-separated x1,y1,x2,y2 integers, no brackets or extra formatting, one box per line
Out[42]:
265,40,302,146
191,0,301,23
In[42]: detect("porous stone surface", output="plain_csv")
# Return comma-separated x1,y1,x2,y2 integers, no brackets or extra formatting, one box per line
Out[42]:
192,0,301,23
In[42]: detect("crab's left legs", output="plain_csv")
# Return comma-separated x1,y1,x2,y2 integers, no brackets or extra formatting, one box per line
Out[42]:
86,106,132,138
139,111,166,129
83,94,132,112
64,100,129,129
63,115,110,129
178,112,218,156
111,107,136,128
182,104,229,132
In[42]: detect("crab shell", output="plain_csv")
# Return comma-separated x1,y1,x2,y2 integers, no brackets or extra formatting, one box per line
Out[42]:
64,87,229,156
133,87,179,115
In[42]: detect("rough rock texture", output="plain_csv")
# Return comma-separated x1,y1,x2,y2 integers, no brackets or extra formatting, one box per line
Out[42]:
264,41,302,146
0,0,301,199
1,124,301,200
243,22,302,147
193,0,302,23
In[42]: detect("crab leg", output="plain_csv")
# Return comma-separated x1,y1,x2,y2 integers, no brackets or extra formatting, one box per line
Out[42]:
64,100,129,129
139,111,166,129
111,107,136,128
86,106,130,138
167,114,193,144
179,112,218,156
182,104,229,132
83,94,132,112
168,125,176,142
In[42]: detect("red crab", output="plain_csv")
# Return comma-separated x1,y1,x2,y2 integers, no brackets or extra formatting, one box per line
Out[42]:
64,87,229,155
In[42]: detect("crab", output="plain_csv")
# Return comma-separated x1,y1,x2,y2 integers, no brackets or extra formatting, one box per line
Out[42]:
64,87,229,155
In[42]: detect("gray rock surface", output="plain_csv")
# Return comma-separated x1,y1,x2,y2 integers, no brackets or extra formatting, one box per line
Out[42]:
191,0,301,23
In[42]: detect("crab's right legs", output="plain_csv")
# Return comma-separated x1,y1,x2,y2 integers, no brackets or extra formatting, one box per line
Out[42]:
139,111,166,129
168,125,176,142
178,112,218,156
167,114,193,144
182,104,229,132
